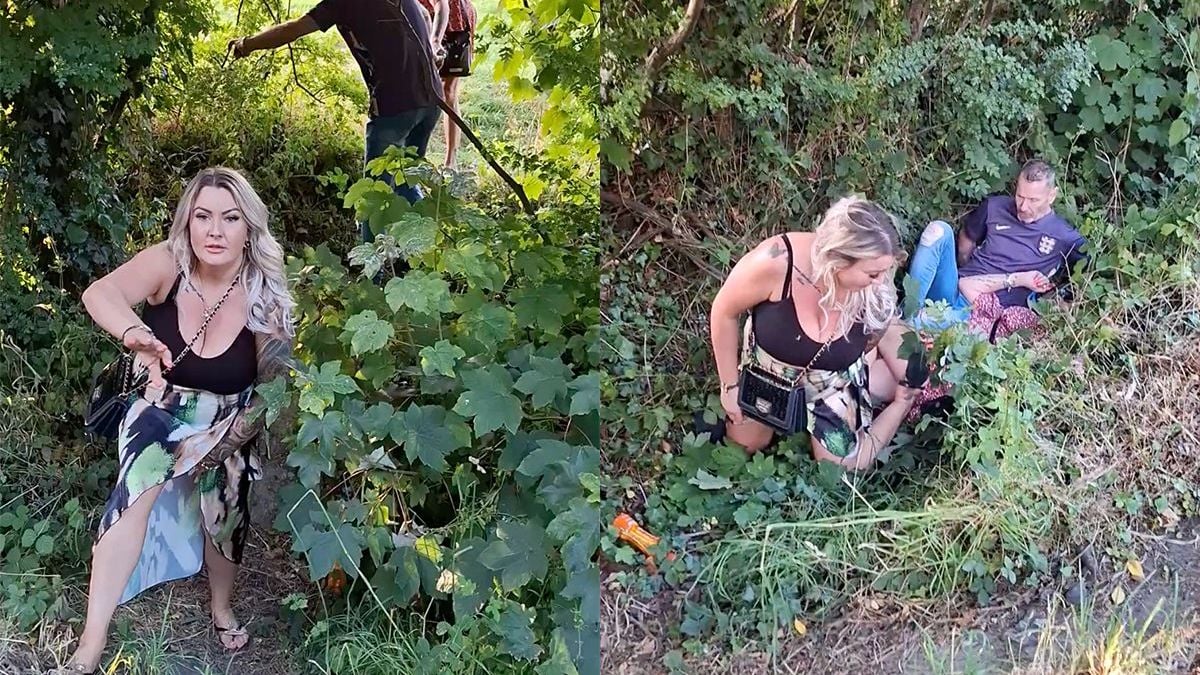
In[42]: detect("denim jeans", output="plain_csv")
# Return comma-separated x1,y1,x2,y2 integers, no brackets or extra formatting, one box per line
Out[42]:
360,105,441,242
904,220,973,329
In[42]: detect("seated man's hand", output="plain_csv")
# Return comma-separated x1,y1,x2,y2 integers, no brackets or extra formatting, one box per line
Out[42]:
1016,270,1054,293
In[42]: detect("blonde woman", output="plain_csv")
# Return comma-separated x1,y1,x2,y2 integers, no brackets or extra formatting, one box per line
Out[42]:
58,168,295,673
707,197,927,470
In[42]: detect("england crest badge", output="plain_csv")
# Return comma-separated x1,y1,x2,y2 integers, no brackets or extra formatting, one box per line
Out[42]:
1038,236,1056,255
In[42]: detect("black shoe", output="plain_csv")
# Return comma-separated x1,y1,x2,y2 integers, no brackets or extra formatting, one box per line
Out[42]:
692,410,727,445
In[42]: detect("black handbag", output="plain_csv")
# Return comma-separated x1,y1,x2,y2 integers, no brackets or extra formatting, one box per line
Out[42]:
84,352,143,440
439,30,473,77
737,334,836,435
83,274,241,441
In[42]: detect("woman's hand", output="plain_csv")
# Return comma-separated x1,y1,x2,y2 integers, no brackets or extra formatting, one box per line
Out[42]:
125,328,172,389
720,384,745,425
894,384,921,405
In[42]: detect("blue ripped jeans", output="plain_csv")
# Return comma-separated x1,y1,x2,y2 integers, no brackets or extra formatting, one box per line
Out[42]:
904,220,973,329
360,106,441,242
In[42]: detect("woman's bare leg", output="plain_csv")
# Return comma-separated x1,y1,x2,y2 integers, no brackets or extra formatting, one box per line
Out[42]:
204,532,247,649
68,482,166,669
444,77,462,167
868,350,898,404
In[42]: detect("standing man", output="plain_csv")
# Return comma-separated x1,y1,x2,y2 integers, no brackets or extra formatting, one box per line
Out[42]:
228,0,445,240
904,159,1088,330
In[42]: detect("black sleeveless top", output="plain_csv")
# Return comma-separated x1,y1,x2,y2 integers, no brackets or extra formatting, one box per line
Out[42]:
751,235,870,371
142,275,257,395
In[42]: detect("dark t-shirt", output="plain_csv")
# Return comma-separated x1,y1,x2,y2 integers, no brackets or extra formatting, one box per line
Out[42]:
959,196,1087,307
307,0,442,118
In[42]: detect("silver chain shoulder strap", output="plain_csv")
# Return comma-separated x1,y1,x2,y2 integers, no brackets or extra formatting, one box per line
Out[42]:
164,273,241,372
122,272,242,394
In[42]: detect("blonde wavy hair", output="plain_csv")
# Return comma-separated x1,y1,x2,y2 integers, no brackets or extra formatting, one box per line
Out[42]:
809,195,903,337
167,167,295,338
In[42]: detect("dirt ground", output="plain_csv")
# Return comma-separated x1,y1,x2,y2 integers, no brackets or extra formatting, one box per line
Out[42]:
1,444,317,675
2,527,312,675
601,519,1200,674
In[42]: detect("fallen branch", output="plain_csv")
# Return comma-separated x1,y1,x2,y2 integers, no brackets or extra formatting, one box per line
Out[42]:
601,190,721,279
644,0,704,79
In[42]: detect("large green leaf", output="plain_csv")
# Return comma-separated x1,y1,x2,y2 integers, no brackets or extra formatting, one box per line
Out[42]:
1090,34,1131,71
517,439,576,480
535,631,581,675
479,521,548,591
390,545,422,605
499,431,557,472
293,522,365,581
255,375,290,427
518,441,600,509
512,284,575,334
444,242,507,291
385,213,439,259
352,402,395,441
453,365,524,436
1135,75,1166,105
273,482,322,535
294,411,349,476
419,339,466,377
343,310,394,356
456,299,516,348
384,271,453,316
389,405,471,472
1168,117,1190,146
347,243,386,280
567,372,600,416
288,442,335,488
493,601,543,662
546,498,599,575
452,537,495,620
561,565,600,625
298,361,359,416
554,606,600,675
514,356,573,409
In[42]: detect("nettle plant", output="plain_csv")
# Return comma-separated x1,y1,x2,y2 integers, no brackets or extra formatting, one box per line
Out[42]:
264,149,600,673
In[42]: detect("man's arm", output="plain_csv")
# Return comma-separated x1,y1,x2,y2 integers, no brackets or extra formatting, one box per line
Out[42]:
228,16,320,58
956,229,978,268
959,271,1052,303
956,200,992,267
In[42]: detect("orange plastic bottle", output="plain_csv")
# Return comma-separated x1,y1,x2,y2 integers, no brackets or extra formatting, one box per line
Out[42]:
613,513,659,554
613,513,676,564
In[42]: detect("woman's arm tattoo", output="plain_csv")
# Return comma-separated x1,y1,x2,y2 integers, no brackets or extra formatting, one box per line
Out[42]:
211,332,294,461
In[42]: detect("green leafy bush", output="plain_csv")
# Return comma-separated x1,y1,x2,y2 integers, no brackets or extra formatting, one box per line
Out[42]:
272,149,600,674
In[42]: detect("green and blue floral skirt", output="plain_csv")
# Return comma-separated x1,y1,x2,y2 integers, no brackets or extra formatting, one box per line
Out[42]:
742,318,879,458
97,383,261,605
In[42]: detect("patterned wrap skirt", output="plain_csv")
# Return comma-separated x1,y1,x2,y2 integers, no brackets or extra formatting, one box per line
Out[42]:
98,383,261,605
742,318,878,458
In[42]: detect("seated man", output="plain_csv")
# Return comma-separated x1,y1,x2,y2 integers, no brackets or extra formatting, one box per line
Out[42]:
905,159,1088,337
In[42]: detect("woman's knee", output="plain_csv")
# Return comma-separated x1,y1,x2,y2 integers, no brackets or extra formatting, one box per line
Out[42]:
726,420,774,453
